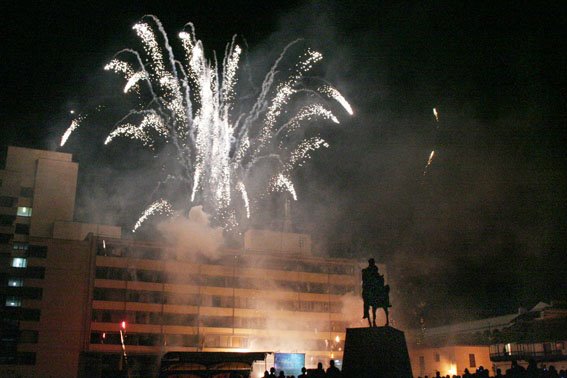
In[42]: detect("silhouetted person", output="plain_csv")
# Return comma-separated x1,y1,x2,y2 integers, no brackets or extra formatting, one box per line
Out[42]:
548,365,559,378
362,258,390,326
527,359,539,377
269,367,277,378
477,366,489,378
263,371,270,378
507,359,526,377
326,359,341,377
298,367,307,378
312,362,326,378
278,371,285,378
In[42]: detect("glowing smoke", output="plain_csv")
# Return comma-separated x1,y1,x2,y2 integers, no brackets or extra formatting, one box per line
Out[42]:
156,206,224,260
61,15,352,231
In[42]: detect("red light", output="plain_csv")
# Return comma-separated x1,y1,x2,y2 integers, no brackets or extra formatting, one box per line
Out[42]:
121,321,127,330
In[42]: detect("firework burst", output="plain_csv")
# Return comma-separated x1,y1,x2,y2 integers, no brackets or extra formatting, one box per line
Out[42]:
61,16,352,231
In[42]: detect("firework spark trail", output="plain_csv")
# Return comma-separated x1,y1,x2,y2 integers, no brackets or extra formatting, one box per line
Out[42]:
422,150,436,176
61,115,86,147
63,17,352,230
271,174,298,201
422,107,442,178
133,199,174,232
286,137,330,170
124,71,148,93
319,85,354,115
235,181,250,219
104,112,167,147
275,104,339,140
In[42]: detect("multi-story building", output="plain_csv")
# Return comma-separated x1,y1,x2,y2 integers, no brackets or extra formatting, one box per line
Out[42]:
489,302,567,373
1,146,374,377
0,146,121,377
84,230,364,376
407,302,567,377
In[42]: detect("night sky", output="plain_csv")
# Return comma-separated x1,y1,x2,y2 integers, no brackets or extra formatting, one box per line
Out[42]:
1,1,565,328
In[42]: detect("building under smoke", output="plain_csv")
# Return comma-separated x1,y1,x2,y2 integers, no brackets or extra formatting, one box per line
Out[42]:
0,146,381,377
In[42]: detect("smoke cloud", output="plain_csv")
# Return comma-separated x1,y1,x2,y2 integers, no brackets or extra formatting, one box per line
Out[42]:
157,206,224,260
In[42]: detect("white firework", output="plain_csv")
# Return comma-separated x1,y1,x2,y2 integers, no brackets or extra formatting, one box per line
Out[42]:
63,16,352,230
271,174,298,201
60,114,86,147
133,199,174,232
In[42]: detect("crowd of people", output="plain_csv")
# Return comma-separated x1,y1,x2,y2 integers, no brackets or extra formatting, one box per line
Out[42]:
258,359,566,378
263,360,342,378
418,360,566,378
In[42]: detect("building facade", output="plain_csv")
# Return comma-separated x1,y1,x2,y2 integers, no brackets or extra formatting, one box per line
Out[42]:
1,147,373,377
407,302,567,377
0,146,116,377
85,233,363,376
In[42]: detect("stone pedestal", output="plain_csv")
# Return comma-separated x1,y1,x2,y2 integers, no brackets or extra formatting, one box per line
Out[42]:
341,326,412,378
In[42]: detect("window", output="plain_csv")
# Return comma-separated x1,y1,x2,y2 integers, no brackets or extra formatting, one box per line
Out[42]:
0,214,16,226
12,243,28,251
17,207,32,217
23,267,44,279
21,287,42,300
0,233,12,243
5,296,21,307
14,223,30,235
435,353,440,362
19,330,38,344
469,353,476,368
11,257,27,268
19,308,41,321
8,278,24,287
16,352,36,365
20,187,33,198
0,196,16,207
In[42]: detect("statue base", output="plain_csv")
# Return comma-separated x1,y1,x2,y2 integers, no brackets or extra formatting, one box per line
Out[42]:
341,326,412,378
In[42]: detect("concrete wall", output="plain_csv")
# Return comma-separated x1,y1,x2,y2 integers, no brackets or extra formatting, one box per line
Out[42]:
30,158,78,237
6,146,72,181
34,237,93,378
4,146,78,238
409,345,492,377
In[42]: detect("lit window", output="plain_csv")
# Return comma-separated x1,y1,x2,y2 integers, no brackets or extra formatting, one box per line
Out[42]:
5,296,21,307
13,243,29,251
8,278,24,287
17,207,32,217
11,257,27,268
